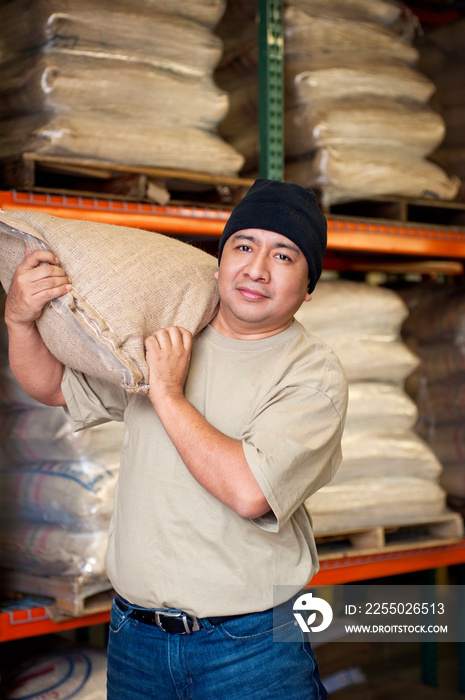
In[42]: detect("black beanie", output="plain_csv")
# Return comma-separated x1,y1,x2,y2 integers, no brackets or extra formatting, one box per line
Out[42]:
218,179,327,294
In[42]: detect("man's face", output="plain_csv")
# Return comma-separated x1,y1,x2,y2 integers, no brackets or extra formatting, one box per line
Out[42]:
213,228,312,339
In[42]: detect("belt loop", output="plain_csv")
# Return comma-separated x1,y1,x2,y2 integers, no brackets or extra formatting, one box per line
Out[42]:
190,616,200,632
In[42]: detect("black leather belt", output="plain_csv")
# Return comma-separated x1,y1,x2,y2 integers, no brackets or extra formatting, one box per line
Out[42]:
115,596,244,634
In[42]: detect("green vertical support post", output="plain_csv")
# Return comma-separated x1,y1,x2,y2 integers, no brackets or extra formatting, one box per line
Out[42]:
257,0,284,181
421,569,438,688
453,564,465,694
421,640,438,687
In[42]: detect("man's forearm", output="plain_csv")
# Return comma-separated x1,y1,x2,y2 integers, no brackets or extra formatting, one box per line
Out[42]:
144,325,270,518
7,321,65,406
152,392,270,519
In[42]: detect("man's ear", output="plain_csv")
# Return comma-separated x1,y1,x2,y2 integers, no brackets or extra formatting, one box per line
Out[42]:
214,269,219,280
304,292,312,303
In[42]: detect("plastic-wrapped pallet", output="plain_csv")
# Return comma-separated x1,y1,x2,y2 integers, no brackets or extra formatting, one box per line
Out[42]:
215,0,459,202
0,368,122,535
0,297,124,593
401,283,465,507
295,279,447,534
0,0,244,176
1,647,107,700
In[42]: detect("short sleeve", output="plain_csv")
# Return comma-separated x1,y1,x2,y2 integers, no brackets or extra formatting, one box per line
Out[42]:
242,377,347,533
62,366,128,431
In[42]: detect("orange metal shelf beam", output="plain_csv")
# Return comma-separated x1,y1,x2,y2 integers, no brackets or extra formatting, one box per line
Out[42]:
327,217,465,259
0,606,110,642
2,190,465,259
310,539,465,586
0,190,229,237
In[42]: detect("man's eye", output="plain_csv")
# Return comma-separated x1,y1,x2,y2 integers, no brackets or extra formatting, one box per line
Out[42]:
277,253,291,261
238,245,252,251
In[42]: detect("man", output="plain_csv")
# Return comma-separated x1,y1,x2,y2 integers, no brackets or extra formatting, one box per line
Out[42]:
5,179,348,699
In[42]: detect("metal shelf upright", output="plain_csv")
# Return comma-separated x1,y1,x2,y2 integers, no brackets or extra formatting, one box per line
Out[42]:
258,0,284,180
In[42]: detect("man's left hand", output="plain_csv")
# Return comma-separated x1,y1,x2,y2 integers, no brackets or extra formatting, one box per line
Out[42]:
144,326,192,408
144,325,269,518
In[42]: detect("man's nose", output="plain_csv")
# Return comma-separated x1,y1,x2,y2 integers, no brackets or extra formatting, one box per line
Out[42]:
243,253,270,281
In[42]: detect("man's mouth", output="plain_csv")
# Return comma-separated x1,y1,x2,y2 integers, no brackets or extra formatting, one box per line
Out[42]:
236,286,269,301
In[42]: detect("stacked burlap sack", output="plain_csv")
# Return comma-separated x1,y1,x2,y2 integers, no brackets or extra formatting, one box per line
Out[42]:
416,18,465,200
0,209,220,393
401,283,465,509
0,0,244,176
0,294,124,583
295,280,448,534
215,0,460,203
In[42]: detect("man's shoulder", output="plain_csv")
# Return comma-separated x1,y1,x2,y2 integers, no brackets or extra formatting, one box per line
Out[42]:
283,320,348,401
290,319,344,365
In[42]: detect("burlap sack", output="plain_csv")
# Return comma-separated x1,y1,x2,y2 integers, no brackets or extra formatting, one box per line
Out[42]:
0,210,219,392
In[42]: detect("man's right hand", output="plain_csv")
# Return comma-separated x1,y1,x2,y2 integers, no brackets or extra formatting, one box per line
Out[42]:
5,248,71,329
4,248,69,407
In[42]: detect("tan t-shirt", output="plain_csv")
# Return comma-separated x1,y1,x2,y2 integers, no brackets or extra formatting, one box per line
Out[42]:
62,320,347,617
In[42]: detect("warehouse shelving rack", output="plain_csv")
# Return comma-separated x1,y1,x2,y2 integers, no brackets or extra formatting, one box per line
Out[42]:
2,540,465,642
2,4,465,695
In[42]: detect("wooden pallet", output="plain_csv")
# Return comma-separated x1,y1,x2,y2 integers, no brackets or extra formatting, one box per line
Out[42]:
315,511,464,560
0,571,115,619
447,495,465,518
4,153,464,225
324,195,465,228
1,153,254,206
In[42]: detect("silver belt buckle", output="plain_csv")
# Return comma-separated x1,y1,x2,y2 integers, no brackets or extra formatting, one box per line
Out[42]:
154,610,200,634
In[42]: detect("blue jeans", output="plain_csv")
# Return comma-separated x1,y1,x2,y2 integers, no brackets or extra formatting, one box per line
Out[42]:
107,597,328,699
